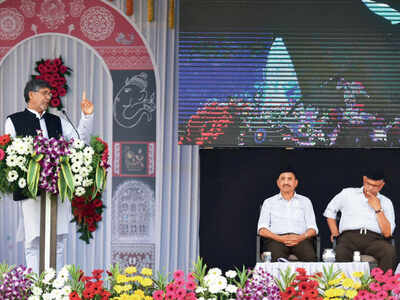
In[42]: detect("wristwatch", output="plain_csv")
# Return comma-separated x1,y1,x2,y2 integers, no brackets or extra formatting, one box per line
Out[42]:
375,208,383,214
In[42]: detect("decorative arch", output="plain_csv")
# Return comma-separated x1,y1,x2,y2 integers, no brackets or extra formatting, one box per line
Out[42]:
0,0,158,269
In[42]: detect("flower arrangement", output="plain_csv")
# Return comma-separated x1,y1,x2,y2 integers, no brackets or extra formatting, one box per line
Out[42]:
69,136,109,243
0,132,109,243
152,269,197,300
0,264,33,300
68,267,111,300
354,268,400,299
236,267,281,300
108,265,154,300
32,57,71,110
0,134,33,198
28,266,72,300
279,267,321,300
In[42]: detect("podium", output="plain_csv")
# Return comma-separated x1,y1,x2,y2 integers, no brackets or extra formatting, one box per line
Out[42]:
39,191,58,273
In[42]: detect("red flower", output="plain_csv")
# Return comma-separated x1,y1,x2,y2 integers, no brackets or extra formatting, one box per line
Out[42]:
58,87,67,97
88,224,96,232
296,268,307,276
299,281,310,291
86,217,94,225
60,65,68,73
92,269,104,279
94,214,102,222
285,286,296,297
50,98,61,107
304,289,318,297
0,149,5,161
69,291,81,300
93,199,103,207
0,134,11,146
38,64,46,73
51,89,58,97
54,58,62,66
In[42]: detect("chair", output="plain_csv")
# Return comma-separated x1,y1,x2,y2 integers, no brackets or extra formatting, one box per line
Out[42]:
256,234,320,262
332,211,395,268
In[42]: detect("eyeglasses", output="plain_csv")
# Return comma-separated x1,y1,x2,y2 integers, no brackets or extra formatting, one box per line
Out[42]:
35,90,53,98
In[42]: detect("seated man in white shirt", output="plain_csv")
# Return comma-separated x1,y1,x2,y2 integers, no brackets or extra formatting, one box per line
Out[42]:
257,167,318,262
324,169,396,271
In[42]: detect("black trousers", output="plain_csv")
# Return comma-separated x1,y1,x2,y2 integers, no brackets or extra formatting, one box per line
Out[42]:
336,230,396,271
262,236,317,262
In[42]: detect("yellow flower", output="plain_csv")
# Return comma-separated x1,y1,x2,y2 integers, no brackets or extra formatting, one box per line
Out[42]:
141,268,153,276
336,289,345,297
120,293,134,300
144,296,153,300
342,278,354,288
123,284,133,291
352,271,363,278
114,284,125,294
345,289,358,299
134,289,145,298
133,275,144,283
352,282,362,289
132,295,141,300
325,289,336,298
340,272,347,279
141,278,153,287
125,266,137,274
117,274,129,283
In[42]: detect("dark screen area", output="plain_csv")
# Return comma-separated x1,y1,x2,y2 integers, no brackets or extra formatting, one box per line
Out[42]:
200,148,400,270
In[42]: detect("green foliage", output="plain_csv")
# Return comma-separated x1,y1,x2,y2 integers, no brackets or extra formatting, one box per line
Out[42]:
274,266,296,292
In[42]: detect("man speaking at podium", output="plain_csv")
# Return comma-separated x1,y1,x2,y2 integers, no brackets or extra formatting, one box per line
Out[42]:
4,78,94,273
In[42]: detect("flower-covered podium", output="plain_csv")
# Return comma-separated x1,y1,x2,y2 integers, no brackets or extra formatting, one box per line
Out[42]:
0,132,109,272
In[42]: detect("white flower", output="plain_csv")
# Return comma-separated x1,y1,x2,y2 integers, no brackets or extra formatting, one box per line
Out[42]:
208,268,222,276
86,165,93,173
28,296,40,300
73,174,83,186
71,163,82,174
197,297,205,300
75,187,85,196
18,178,26,189
225,284,237,294
6,155,18,167
82,178,93,187
73,139,85,149
80,168,90,177
52,277,65,289
204,274,218,285
83,146,94,156
196,287,207,293
61,285,71,296
42,293,52,300
58,266,70,279
84,155,92,166
43,268,56,284
69,148,76,155
225,270,237,278
7,170,18,182
208,283,223,294
32,286,43,296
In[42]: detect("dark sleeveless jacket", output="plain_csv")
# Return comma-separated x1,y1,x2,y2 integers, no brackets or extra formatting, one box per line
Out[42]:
7,109,63,201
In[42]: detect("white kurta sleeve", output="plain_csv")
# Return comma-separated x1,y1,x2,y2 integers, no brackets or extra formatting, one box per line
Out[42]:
323,190,344,219
61,112,94,144
257,199,271,233
4,117,16,138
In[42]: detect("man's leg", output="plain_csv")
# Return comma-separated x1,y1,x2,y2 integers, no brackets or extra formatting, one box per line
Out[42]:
335,231,359,262
263,238,291,262
364,239,396,271
292,239,317,262
25,237,40,274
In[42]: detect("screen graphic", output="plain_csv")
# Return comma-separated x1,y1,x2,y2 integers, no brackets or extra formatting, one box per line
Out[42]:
178,0,400,147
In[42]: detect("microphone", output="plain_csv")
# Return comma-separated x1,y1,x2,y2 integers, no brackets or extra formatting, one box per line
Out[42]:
61,109,81,140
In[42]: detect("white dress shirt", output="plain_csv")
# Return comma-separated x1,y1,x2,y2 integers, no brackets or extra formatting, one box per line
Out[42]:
257,192,319,235
5,108,94,244
323,187,395,235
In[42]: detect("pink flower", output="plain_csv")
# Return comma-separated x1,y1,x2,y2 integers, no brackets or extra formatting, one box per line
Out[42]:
165,291,175,300
185,292,196,300
153,290,164,300
166,283,176,293
369,282,382,292
382,283,394,291
186,280,196,291
388,297,397,300
371,267,384,277
393,287,400,294
0,148,4,161
175,279,185,287
376,290,388,298
173,270,185,280
176,288,186,298
375,274,386,283
187,272,195,281
384,269,393,277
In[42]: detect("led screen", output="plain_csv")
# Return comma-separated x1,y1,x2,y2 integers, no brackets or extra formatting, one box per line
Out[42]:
178,0,400,147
